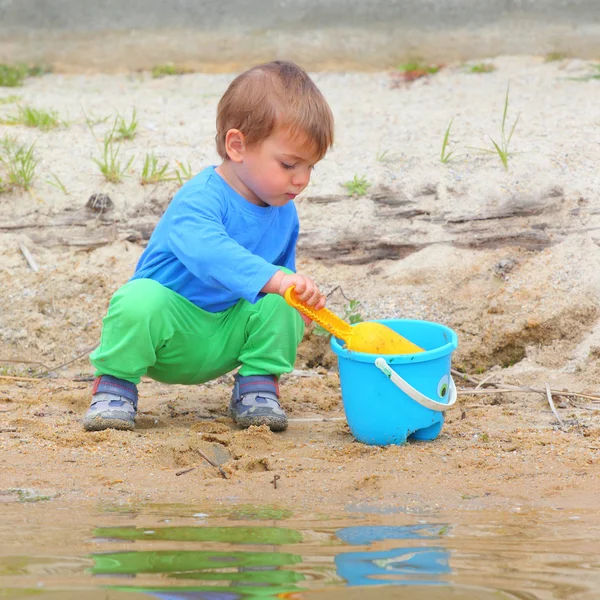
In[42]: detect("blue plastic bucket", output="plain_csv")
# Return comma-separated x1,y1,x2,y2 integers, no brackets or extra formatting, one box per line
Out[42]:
330,319,458,446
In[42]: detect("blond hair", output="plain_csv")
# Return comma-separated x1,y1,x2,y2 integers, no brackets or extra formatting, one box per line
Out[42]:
216,61,334,160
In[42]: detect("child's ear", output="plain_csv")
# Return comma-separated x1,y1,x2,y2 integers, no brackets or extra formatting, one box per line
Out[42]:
224,129,246,163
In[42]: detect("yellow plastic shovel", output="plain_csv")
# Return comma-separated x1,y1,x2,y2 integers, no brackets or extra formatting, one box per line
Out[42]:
284,287,424,355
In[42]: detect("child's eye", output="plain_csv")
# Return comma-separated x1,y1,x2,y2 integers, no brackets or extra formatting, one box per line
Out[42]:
280,162,295,170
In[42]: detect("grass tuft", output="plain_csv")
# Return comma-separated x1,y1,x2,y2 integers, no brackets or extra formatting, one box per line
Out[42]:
375,149,391,162
392,60,443,85
0,95,21,105
569,63,600,82
140,152,175,185
469,83,519,170
544,52,568,63
91,122,135,183
0,65,27,87
398,60,441,75
175,160,193,186
115,108,138,141
0,64,52,87
83,110,111,128
342,174,371,197
45,172,68,194
440,118,455,164
151,63,191,78
467,63,496,74
2,105,61,130
0,136,38,191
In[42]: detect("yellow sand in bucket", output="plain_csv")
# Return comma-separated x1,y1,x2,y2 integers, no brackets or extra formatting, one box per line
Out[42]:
284,287,424,355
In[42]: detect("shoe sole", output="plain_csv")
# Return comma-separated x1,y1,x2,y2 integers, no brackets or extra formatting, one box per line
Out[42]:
232,412,288,432
83,415,135,432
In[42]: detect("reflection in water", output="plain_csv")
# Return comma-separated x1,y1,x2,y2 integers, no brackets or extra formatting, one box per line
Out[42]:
334,525,450,586
2,508,599,599
90,523,450,598
92,525,304,598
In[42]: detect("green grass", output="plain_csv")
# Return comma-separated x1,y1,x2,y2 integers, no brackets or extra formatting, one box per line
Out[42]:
140,152,175,185
0,136,38,191
314,299,363,337
469,83,519,170
467,63,496,74
397,60,441,75
0,95,21,105
375,149,391,162
175,160,193,186
569,63,600,82
91,123,134,183
0,65,27,87
45,172,68,194
1,105,61,130
544,52,568,62
440,118,455,164
342,174,371,197
83,110,111,128
115,108,138,141
0,64,51,87
151,63,191,78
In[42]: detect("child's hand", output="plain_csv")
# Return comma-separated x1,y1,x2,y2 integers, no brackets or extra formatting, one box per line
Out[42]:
278,273,326,310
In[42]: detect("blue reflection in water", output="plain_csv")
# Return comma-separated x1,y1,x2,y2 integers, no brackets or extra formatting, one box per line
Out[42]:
334,524,451,586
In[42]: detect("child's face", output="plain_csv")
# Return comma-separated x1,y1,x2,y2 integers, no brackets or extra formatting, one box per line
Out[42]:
236,128,319,207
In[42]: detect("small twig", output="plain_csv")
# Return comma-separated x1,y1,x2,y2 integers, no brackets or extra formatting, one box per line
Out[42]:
288,417,346,422
176,448,228,479
175,467,196,476
0,374,47,382
326,285,352,302
545,382,565,426
270,474,280,489
0,358,51,370
456,386,600,402
451,369,481,385
453,368,600,402
19,242,39,272
36,344,99,377
458,388,535,396
475,373,497,390
0,427,17,433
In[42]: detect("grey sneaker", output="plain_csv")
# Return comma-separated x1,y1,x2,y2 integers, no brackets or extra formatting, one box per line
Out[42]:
229,374,288,432
83,375,138,432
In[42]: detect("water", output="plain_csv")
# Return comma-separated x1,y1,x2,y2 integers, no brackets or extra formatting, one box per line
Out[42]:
1,503,599,599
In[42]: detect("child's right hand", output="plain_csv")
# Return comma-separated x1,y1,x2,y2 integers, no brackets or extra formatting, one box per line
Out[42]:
278,273,326,310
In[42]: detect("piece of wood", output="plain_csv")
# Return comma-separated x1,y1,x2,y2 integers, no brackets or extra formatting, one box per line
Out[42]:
545,382,565,426
176,448,228,479
19,243,39,272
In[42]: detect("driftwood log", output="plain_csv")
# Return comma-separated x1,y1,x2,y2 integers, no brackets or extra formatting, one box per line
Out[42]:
1,186,598,262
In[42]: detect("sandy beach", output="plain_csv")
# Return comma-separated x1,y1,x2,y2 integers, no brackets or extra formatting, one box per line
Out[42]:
0,56,599,512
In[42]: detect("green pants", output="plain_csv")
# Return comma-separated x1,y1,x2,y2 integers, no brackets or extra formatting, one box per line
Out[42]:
90,278,305,385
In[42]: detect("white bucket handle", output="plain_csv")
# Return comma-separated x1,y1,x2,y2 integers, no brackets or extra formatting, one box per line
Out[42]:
374,357,457,412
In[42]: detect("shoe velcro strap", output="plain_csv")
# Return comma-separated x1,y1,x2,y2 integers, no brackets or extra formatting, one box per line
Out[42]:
234,375,279,399
93,375,138,407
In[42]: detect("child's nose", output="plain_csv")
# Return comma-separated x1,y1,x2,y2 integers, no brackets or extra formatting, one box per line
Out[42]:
292,168,311,188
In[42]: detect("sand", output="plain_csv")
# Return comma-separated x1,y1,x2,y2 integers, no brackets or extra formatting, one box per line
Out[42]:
0,56,599,512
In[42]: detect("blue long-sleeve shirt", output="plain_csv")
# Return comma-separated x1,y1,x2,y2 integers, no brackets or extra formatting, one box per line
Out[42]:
131,166,299,312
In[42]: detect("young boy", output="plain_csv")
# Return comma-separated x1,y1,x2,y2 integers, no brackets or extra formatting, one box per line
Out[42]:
83,60,334,434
